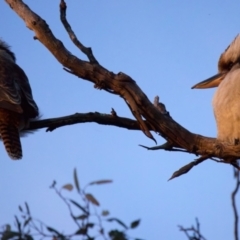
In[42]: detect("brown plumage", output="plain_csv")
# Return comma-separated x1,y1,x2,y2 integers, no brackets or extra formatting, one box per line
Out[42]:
0,40,39,160
0,109,22,159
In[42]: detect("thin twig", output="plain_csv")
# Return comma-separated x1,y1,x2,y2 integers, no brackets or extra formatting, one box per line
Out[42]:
178,218,207,240
59,0,99,64
6,0,240,175
232,167,240,240
51,185,81,228
25,112,142,132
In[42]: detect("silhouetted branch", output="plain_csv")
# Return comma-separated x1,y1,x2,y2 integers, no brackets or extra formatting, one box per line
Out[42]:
26,112,142,132
5,0,240,178
139,142,188,153
179,218,207,240
59,0,99,64
1,170,141,239
232,167,240,240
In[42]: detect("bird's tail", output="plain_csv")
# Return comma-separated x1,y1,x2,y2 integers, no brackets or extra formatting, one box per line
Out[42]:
0,122,22,160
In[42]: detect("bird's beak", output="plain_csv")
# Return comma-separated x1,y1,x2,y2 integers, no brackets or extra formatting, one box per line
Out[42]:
191,72,227,89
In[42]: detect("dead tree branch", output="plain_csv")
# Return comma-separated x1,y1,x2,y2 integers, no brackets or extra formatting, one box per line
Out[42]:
26,112,143,132
59,0,99,64
5,0,240,177
178,218,207,240
232,168,240,240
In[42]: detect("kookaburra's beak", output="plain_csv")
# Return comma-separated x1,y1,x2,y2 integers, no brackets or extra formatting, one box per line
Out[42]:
191,72,227,89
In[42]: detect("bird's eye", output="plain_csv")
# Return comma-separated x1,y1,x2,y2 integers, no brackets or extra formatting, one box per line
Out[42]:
228,61,234,70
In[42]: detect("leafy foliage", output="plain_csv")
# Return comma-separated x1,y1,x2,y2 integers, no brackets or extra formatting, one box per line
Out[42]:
0,169,141,240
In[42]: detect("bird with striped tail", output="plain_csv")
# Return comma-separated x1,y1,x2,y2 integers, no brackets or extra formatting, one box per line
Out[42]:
0,40,39,159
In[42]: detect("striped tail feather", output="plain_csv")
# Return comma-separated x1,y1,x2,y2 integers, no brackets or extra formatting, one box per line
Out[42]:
0,123,22,160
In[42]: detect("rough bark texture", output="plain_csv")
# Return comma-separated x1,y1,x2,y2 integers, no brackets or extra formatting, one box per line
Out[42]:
5,0,240,177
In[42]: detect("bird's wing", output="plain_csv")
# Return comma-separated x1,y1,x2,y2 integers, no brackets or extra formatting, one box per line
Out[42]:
13,63,39,118
0,58,22,113
0,59,39,118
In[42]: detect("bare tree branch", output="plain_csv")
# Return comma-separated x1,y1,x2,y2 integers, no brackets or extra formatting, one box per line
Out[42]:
59,0,99,64
26,111,143,132
5,0,240,176
232,167,240,240
179,218,207,240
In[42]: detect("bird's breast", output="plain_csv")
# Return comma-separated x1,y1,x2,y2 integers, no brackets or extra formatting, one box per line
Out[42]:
213,68,240,143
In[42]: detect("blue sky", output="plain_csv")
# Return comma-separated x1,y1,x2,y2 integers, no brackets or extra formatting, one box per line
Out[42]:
1,0,240,239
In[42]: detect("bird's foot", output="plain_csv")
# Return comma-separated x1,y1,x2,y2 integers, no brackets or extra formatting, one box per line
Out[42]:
215,142,225,155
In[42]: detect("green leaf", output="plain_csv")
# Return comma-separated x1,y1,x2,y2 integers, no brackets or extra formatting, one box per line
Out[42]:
73,168,80,193
25,234,34,240
1,231,21,240
102,210,110,216
168,161,195,180
85,193,100,206
75,223,94,236
46,226,63,237
50,180,56,188
18,205,22,212
23,217,31,228
74,214,88,220
25,202,30,215
14,216,21,233
107,218,128,229
86,223,94,228
75,227,87,235
89,180,113,185
62,183,74,191
130,219,140,229
69,199,89,214
108,230,127,240
5,224,11,231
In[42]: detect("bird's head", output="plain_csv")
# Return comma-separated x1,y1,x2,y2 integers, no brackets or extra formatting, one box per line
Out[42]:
192,35,240,89
0,40,16,63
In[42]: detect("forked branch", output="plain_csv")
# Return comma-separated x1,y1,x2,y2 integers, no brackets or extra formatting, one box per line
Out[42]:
5,0,240,178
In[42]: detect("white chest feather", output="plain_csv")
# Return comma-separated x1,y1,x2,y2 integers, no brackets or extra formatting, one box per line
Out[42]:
213,68,240,143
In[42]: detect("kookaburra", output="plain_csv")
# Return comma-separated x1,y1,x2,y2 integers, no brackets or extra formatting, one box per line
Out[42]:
0,40,39,159
192,35,240,144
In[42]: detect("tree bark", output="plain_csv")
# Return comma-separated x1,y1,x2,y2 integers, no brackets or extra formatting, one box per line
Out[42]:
5,0,240,177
